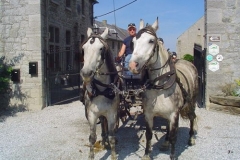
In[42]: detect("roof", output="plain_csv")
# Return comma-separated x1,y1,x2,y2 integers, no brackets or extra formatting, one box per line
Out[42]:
94,20,128,41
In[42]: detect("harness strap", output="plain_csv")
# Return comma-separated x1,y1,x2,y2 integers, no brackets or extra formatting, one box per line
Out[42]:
146,58,176,90
89,78,118,100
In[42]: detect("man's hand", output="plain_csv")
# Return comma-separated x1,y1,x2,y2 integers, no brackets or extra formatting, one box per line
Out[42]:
115,56,122,63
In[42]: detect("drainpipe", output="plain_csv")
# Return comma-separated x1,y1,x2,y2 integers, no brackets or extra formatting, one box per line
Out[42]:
44,0,49,106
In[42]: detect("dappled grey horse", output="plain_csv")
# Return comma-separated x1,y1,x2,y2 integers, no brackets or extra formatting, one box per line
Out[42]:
129,18,199,160
80,28,120,160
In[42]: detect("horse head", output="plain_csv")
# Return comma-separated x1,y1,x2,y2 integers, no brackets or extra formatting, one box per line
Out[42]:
80,27,109,84
129,18,159,74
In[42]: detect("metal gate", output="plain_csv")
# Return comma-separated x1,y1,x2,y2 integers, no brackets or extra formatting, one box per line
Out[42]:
45,49,82,106
193,44,206,108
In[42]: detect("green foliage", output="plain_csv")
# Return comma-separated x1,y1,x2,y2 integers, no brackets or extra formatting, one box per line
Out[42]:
235,79,240,86
183,54,194,63
221,79,240,97
0,64,12,94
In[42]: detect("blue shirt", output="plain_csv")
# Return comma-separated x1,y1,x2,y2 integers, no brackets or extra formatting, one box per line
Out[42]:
123,36,134,56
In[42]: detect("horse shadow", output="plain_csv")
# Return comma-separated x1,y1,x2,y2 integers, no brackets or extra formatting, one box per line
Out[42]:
151,119,195,159
99,114,194,159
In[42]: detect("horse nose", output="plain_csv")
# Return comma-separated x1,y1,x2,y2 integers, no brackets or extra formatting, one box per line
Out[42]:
135,62,139,67
80,70,93,77
129,61,137,70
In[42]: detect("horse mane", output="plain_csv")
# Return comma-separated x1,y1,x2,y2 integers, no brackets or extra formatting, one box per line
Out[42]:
136,25,157,39
105,47,117,82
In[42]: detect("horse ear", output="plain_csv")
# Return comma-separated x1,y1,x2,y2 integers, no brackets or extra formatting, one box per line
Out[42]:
101,28,109,39
139,19,144,30
152,17,159,31
87,28,93,37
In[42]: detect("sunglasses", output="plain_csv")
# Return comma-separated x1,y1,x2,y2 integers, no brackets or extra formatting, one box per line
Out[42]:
128,28,136,31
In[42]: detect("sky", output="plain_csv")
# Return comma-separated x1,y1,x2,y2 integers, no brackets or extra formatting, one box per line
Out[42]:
93,0,204,52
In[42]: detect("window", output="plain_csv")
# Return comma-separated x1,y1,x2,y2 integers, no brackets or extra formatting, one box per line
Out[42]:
48,45,60,71
66,30,71,45
66,0,71,8
48,26,60,71
118,42,120,50
51,0,60,5
66,47,71,70
49,26,59,43
112,41,114,50
66,30,71,70
81,0,85,15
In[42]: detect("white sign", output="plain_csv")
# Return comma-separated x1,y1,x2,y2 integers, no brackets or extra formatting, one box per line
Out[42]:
209,44,219,56
216,54,223,61
209,36,221,42
208,60,219,72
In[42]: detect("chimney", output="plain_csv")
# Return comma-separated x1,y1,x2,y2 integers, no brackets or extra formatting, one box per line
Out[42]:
102,20,107,27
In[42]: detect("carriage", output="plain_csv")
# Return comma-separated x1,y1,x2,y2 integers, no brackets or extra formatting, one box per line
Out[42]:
80,18,198,160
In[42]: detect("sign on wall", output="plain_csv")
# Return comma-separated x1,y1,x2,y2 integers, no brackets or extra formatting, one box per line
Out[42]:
208,44,219,56
216,54,223,61
209,36,221,42
206,54,213,61
208,60,219,72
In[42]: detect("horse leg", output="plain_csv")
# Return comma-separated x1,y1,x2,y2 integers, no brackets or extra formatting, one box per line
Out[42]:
160,122,170,151
169,112,179,160
188,109,196,146
107,114,117,160
88,116,97,160
142,115,153,160
99,116,109,148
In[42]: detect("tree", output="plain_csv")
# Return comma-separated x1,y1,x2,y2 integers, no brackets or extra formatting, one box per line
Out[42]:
183,54,194,63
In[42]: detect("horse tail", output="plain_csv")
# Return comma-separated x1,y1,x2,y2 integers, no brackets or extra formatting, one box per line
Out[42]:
179,101,197,119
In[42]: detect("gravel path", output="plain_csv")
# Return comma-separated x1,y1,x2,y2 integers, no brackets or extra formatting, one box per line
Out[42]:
0,100,240,160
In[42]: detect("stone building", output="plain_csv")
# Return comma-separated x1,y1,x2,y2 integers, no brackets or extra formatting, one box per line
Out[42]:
177,0,240,109
177,16,205,58
94,20,128,57
205,0,240,108
0,0,97,110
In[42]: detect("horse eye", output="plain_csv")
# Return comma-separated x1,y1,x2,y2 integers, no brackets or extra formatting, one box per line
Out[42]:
149,39,154,43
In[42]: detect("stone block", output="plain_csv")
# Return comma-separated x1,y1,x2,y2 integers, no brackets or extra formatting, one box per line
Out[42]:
27,36,41,51
207,9,222,23
209,95,240,107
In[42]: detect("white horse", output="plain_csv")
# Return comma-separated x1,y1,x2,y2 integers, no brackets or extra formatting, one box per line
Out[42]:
129,18,199,160
80,27,120,160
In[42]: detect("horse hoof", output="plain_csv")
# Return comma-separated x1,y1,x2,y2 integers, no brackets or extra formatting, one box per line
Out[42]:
88,155,94,160
170,154,177,160
141,155,151,160
159,141,170,151
188,138,196,146
111,153,117,160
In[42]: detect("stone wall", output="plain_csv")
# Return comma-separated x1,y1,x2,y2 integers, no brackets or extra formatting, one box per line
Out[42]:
205,0,240,108
177,16,205,58
0,0,43,111
0,0,94,111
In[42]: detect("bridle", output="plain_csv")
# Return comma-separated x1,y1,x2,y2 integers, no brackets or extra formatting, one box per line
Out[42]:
135,26,159,72
81,34,108,75
135,26,176,90
81,34,119,98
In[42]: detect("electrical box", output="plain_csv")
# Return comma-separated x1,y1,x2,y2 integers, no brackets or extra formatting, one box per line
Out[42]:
11,69,20,82
29,62,38,75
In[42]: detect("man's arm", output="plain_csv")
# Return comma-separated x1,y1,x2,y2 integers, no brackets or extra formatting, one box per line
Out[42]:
118,44,126,58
